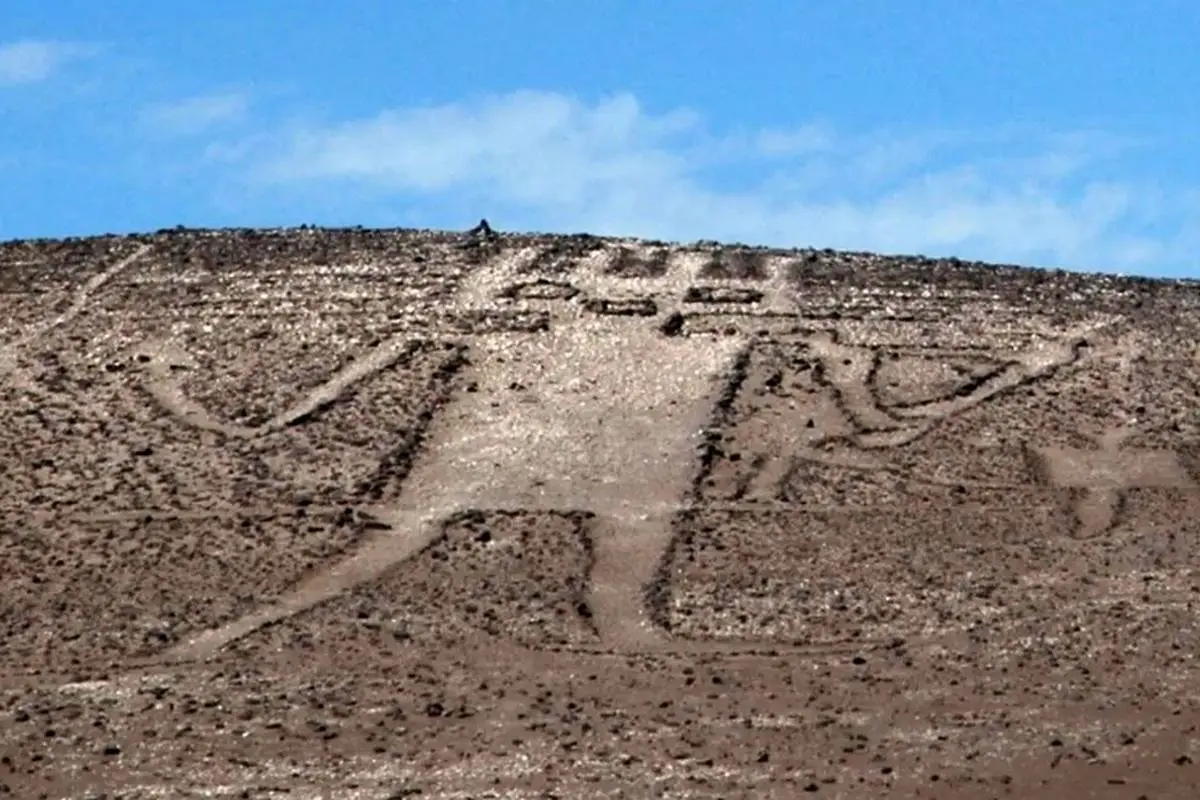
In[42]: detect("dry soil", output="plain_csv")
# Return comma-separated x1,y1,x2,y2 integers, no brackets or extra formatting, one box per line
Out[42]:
2,227,1200,798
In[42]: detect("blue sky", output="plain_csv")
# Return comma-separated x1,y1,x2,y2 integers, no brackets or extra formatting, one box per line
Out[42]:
2,1,1198,276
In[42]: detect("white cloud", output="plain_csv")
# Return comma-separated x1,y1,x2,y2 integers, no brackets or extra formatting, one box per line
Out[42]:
141,91,250,136
753,124,834,157
0,40,96,86
256,91,695,207
212,90,1197,274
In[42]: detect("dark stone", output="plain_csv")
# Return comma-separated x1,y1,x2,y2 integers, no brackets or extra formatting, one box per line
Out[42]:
583,297,657,317
660,311,685,337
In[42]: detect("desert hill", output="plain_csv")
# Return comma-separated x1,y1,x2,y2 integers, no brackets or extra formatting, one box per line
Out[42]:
2,225,1199,798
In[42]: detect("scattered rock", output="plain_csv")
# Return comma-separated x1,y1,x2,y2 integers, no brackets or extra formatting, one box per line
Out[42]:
660,311,685,337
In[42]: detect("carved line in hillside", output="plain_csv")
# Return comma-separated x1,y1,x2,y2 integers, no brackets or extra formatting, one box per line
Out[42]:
819,325,1101,450
153,519,904,670
806,331,897,432
0,244,153,386
1072,486,1126,540
700,248,770,280
160,502,898,664
700,321,1190,522
21,335,1190,681
882,358,1012,411
493,240,803,290
683,285,765,304
585,513,674,651
1039,333,1198,539
1,247,1186,678
0,498,926,692
696,322,1196,543
585,507,903,656
161,505,452,663
348,344,469,504
20,524,1185,683
11,612,888,692
267,338,441,431
478,243,780,321
1035,336,1200,539
7,337,469,675
41,302,1153,668
605,247,670,278
890,337,1098,425
159,321,744,662
111,336,467,657
156,350,471,664
497,279,580,301
112,320,1166,667
148,340,472,662
41,494,1105,527
131,336,437,440
693,324,1106,507
42,505,364,525
649,325,1116,639
136,341,255,438
764,449,1032,505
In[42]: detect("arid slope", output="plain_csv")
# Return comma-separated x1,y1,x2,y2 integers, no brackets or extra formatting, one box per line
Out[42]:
2,226,1200,798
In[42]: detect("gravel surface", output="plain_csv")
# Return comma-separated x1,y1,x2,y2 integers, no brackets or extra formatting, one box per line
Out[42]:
2,225,1199,798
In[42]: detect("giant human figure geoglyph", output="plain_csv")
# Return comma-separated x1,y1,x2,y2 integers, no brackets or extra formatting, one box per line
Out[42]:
166,241,749,659
163,239,1147,661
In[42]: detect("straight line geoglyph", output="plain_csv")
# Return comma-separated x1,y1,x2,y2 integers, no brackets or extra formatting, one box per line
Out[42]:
0,244,153,388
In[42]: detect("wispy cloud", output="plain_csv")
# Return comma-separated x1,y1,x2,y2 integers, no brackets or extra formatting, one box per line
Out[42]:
141,91,250,136
0,39,97,86
203,90,1197,274
252,92,696,204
